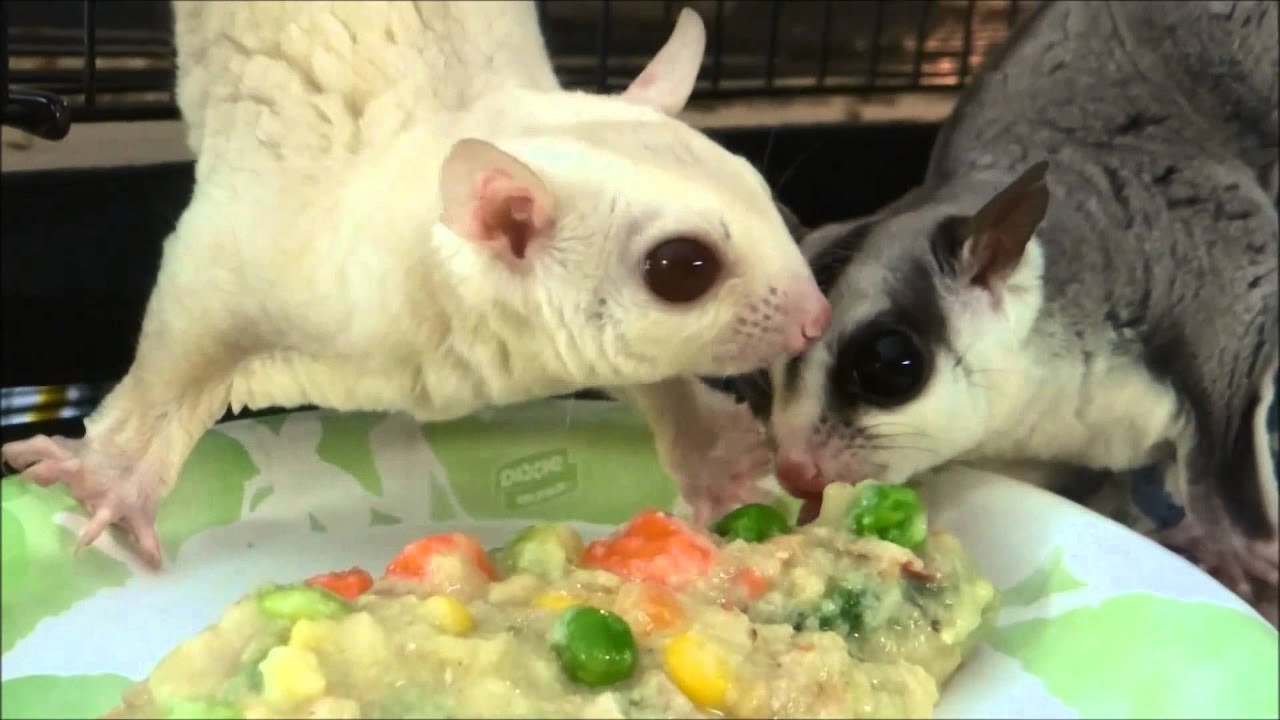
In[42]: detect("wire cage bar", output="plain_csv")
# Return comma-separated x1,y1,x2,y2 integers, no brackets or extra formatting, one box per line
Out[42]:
3,0,1033,140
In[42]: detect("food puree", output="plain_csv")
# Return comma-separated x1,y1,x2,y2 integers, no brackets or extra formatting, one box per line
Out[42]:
107,481,998,719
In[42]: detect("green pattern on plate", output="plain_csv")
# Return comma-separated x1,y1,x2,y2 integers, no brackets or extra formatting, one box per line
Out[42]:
1,673,133,719
370,508,403,527
991,594,1279,718
316,412,386,496
155,429,259,560
253,414,288,436
999,548,1087,608
427,473,460,522
990,547,1279,718
425,401,674,524
0,482,130,654
2,400,1276,720
248,485,274,512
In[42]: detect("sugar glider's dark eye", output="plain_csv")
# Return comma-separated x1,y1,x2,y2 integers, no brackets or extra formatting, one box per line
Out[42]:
643,236,721,304
838,326,929,406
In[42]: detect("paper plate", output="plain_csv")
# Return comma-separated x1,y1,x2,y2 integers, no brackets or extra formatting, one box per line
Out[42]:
2,400,1277,719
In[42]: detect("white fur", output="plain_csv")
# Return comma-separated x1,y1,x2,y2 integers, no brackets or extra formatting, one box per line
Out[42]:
770,234,1186,489
154,1,814,439
1,2,823,562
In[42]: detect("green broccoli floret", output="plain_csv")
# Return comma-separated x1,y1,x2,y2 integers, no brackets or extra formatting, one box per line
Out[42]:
494,523,584,580
845,482,928,550
792,582,872,635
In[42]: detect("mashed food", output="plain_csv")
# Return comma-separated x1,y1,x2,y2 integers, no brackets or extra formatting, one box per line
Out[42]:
107,482,997,719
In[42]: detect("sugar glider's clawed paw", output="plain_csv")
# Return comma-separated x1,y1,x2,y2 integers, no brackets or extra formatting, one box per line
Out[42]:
1152,518,1279,625
1217,534,1279,627
662,388,774,528
2,434,164,568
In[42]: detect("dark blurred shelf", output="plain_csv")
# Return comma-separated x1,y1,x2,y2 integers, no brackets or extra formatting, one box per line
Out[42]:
3,0,1031,125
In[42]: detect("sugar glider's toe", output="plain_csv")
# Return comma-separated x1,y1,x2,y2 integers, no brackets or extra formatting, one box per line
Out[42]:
78,499,164,569
1209,531,1279,609
3,434,86,486
1237,536,1279,587
1157,519,1280,622
1235,536,1278,627
2,433,164,568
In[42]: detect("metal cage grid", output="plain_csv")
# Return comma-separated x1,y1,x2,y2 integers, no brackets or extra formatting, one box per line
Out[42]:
2,0,1030,141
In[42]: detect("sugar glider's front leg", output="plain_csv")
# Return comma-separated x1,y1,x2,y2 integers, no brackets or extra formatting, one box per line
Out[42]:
1,258,242,568
614,377,773,527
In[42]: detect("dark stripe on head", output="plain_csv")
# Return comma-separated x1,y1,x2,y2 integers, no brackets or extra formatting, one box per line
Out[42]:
888,257,950,352
823,257,950,418
808,220,878,296
777,220,882,401
928,215,971,278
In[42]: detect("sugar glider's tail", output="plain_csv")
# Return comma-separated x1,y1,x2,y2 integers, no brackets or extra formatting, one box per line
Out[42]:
1240,360,1280,537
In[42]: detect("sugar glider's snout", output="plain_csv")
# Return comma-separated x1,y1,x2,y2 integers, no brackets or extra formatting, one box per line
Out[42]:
783,280,831,357
711,269,829,374
774,454,825,499
772,201,829,357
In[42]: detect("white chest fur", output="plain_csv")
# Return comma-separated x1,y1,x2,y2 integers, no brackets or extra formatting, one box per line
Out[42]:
972,346,1186,472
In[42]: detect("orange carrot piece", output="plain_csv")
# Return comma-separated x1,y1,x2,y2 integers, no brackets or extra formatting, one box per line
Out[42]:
580,510,716,587
305,567,374,601
385,532,496,581
733,568,772,601
618,581,686,635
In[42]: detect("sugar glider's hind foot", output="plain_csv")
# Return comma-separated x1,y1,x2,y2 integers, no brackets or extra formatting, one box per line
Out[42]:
2,433,164,568
1233,535,1279,627
1152,518,1279,625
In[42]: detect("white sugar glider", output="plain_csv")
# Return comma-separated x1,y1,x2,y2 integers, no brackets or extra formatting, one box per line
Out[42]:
0,1,829,566
735,1,1279,617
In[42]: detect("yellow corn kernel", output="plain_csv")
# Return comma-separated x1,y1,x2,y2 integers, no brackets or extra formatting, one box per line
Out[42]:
258,645,326,707
532,590,580,611
287,618,335,652
663,631,731,712
421,594,475,635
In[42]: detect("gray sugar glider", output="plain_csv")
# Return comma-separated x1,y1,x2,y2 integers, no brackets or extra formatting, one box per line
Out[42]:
736,0,1279,621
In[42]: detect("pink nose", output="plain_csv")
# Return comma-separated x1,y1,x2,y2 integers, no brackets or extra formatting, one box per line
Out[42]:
783,284,831,357
775,455,824,499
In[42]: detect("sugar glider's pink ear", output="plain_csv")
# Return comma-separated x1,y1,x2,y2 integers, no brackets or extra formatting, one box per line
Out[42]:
935,160,1050,293
440,138,556,264
620,8,706,115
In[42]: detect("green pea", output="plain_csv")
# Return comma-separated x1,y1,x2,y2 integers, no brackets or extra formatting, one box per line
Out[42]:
166,699,242,719
257,585,349,621
711,503,792,542
550,606,638,687
846,483,927,549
